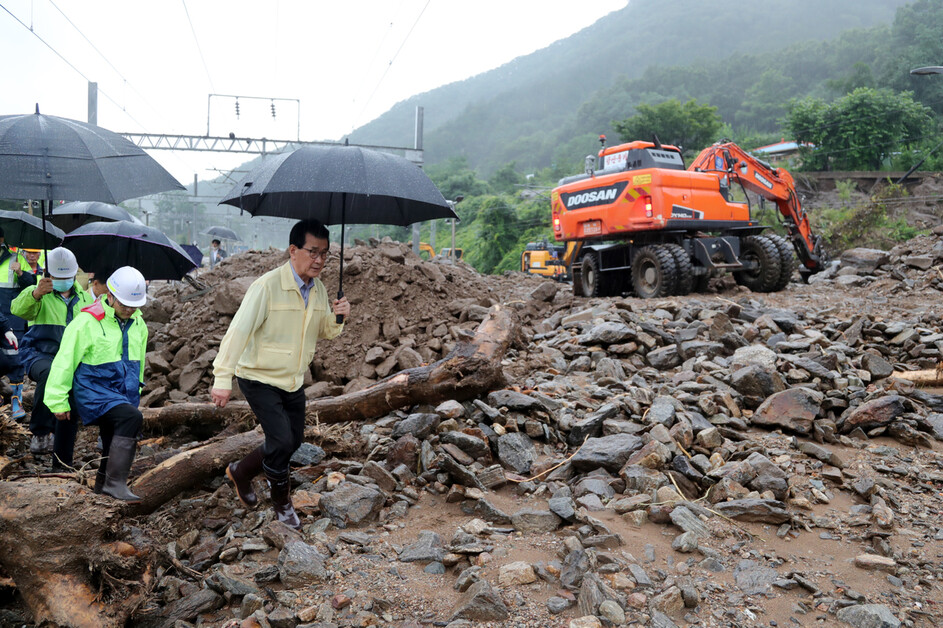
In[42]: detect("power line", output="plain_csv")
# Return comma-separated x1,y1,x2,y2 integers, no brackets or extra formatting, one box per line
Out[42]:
353,0,431,130
0,1,150,130
181,0,215,93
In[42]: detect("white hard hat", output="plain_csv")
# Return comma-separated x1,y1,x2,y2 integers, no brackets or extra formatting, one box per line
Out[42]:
46,247,78,279
107,266,147,307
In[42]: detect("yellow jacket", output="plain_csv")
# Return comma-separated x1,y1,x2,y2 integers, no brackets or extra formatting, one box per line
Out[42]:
212,262,344,393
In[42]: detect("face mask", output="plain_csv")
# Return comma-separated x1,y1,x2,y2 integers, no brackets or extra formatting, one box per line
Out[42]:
52,278,73,292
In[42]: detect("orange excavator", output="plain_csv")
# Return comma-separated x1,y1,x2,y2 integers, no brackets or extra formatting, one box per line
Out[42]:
551,136,827,297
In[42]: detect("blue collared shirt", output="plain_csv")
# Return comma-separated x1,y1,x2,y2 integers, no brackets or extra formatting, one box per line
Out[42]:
289,262,314,307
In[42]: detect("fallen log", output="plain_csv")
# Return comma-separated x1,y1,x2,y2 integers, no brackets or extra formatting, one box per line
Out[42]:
141,401,253,434
128,304,515,513
130,428,263,515
0,482,152,627
891,368,943,387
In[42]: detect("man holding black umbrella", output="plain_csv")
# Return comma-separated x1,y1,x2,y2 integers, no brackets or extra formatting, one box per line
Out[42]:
211,219,349,529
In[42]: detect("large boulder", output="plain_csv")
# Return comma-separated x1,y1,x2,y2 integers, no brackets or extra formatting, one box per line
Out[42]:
751,388,824,435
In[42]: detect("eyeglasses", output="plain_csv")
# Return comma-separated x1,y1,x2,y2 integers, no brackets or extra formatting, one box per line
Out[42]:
299,246,331,260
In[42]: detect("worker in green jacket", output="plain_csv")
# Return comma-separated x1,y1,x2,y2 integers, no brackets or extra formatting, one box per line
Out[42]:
44,266,148,501
11,247,94,466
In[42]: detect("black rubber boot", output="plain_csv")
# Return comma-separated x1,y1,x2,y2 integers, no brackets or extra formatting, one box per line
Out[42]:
226,446,264,508
265,467,301,530
101,436,141,503
93,464,107,493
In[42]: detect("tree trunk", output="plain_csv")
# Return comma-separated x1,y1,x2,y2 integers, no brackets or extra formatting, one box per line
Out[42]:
0,482,151,627
141,401,253,434
891,368,943,386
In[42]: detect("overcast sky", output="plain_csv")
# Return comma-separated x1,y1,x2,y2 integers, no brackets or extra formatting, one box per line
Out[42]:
1,0,627,185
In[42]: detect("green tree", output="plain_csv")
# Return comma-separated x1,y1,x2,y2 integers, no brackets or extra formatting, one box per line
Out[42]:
786,87,932,170
425,156,490,200
488,162,524,195
466,197,519,274
613,99,723,154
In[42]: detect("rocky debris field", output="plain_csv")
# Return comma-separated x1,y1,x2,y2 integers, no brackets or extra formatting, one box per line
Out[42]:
3,233,943,628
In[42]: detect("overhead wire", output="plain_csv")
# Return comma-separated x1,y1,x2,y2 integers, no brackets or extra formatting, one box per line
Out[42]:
352,0,431,130
181,0,215,93
349,0,407,134
39,0,203,177
0,1,151,130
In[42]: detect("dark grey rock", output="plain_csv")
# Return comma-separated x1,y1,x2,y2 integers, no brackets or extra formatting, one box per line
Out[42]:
861,354,894,380
391,413,440,440
650,610,680,628
669,505,709,539
620,465,669,493
752,387,824,435
713,499,791,524
567,402,621,445
399,530,445,563
487,390,543,412
160,588,223,624
449,580,509,622
730,365,786,408
581,321,636,345
548,496,577,521
469,498,512,524
277,542,328,588
546,596,572,614
496,432,537,474
734,559,778,595
835,604,901,628
648,396,677,426
319,482,385,528
511,509,562,533
573,477,616,500
647,346,681,369
628,563,652,588
560,549,591,589
440,431,491,459
290,442,326,467
570,433,643,472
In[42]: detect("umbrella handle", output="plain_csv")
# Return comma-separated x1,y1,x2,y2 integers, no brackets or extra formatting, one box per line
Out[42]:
335,288,344,325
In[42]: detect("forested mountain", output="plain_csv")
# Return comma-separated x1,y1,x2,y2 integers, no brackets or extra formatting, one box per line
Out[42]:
348,0,913,173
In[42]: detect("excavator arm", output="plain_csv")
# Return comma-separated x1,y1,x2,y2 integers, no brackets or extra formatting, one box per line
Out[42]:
690,141,826,273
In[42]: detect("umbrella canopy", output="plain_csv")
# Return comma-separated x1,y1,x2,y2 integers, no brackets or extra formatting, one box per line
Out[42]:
48,201,137,233
0,108,185,204
0,209,65,249
218,145,456,324
203,225,241,241
179,244,204,268
63,221,196,281
218,145,455,225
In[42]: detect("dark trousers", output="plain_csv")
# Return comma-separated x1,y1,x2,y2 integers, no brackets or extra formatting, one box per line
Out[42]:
29,358,79,466
95,403,143,460
237,377,305,474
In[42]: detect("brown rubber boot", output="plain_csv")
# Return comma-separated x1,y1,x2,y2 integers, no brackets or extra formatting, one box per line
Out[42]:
226,446,264,508
265,467,301,530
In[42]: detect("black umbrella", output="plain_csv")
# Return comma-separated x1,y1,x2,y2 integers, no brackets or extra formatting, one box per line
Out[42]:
218,145,456,322
203,225,241,241
47,201,137,233
180,244,205,268
0,107,184,204
63,221,196,281
0,210,65,249
0,106,185,274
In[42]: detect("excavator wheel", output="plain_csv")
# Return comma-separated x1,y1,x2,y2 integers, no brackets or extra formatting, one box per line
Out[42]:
571,267,585,297
664,243,694,296
631,245,678,299
733,235,782,292
580,253,604,297
765,233,796,291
